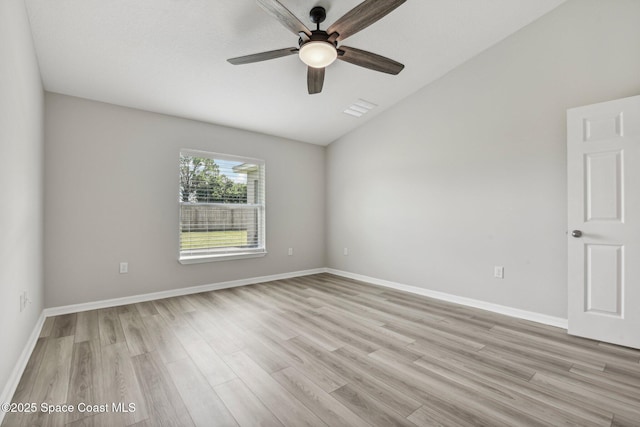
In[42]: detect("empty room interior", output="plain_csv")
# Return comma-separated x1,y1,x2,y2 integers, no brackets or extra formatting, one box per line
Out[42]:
2,0,640,425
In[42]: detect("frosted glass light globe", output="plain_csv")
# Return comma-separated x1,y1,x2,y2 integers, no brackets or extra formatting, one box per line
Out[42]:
299,41,337,68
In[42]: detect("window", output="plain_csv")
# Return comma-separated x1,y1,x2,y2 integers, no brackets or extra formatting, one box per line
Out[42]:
178,150,266,263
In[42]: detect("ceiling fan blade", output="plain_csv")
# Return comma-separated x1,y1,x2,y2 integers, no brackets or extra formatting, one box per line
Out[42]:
256,0,312,37
307,67,325,94
227,48,298,65
327,0,406,42
338,46,404,75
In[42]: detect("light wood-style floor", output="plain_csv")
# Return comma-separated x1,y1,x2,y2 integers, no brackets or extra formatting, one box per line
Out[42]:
3,273,640,426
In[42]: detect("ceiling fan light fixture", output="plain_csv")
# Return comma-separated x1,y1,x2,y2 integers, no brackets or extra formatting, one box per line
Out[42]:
299,41,337,68
227,0,406,94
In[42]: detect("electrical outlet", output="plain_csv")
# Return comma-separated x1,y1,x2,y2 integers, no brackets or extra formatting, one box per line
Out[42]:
288,248,293,256
120,262,129,274
494,266,504,279
343,248,349,256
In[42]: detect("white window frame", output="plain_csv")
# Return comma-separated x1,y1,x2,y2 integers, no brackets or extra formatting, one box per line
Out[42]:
178,149,266,264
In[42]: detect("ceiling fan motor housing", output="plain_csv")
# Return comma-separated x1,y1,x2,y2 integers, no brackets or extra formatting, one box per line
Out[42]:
299,30,337,48
299,6,336,49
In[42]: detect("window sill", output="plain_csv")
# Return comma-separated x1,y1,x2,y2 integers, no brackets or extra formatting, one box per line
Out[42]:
179,251,267,264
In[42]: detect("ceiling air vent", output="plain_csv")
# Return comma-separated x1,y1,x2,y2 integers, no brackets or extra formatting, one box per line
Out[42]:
343,99,377,118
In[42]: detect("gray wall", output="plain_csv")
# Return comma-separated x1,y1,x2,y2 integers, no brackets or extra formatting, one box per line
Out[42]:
0,0,45,397
326,0,640,318
44,94,325,307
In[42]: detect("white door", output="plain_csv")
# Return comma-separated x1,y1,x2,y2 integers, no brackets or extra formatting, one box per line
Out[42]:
567,95,640,349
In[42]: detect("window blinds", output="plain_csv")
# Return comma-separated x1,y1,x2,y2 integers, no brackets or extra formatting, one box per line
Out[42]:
179,150,265,260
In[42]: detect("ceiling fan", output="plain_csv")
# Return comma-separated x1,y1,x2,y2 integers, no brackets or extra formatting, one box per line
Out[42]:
227,0,406,94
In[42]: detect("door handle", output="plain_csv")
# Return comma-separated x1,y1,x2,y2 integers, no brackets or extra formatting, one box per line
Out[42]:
571,230,583,238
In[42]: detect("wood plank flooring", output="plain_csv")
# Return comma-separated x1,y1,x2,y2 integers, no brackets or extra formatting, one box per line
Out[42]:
3,273,640,426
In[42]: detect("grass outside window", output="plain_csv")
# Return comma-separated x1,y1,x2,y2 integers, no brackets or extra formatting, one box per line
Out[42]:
180,230,248,250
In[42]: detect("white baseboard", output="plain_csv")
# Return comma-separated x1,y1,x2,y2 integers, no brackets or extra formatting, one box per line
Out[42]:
44,265,567,327
44,268,326,317
0,311,46,425
326,268,568,329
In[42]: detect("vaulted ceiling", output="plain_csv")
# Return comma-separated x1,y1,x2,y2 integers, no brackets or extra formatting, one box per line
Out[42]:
25,0,565,144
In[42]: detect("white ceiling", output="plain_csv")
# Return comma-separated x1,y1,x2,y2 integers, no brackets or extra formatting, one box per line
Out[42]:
25,0,565,145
